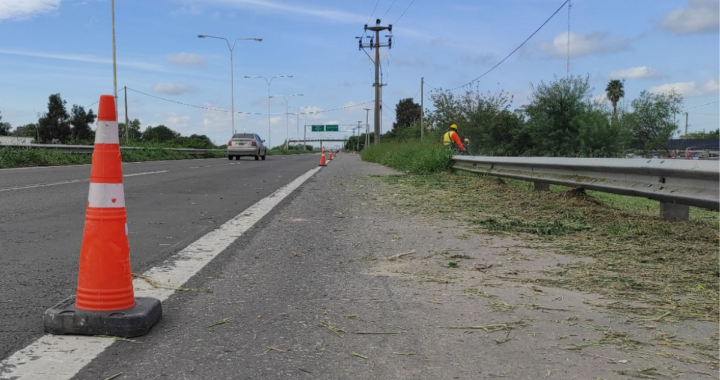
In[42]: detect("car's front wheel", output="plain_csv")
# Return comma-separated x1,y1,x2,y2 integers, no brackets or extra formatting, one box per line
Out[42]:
227,155,233,160
254,155,259,161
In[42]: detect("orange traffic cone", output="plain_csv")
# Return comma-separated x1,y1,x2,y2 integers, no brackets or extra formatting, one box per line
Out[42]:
319,148,326,166
44,95,161,337
328,150,332,161
334,150,338,158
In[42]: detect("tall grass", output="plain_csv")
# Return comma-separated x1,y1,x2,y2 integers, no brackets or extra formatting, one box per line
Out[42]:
360,139,453,174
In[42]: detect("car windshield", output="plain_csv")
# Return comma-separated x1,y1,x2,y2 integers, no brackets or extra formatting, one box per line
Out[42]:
232,133,255,139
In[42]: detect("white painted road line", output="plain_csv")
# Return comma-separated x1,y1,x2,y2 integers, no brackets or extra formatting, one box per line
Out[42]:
0,171,168,192
0,166,322,380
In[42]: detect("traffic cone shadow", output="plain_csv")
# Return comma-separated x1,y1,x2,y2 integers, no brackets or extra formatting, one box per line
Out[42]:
44,95,162,338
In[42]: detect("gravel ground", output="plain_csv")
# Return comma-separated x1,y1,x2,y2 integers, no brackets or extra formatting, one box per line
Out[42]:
73,153,719,380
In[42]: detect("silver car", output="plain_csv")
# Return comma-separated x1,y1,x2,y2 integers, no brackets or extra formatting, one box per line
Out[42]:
227,133,267,161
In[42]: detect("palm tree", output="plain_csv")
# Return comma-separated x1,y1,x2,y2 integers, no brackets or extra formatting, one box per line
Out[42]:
605,79,625,121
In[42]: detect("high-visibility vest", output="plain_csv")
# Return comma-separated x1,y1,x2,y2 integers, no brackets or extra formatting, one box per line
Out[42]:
443,131,457,146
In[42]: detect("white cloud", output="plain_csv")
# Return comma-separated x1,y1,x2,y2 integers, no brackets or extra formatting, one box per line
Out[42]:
702,77,720,92
660,0,719,35
649,77,720,97
167,53,206,67
152,83,197,95
608,66,661,80
0,0,61,21
538,32,630,59
0,48,165,71
202,0,364,23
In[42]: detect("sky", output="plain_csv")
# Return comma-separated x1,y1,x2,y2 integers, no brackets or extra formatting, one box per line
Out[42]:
0,0,718,147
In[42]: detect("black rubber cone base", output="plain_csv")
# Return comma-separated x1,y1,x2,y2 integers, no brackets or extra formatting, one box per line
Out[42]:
43,296,162,338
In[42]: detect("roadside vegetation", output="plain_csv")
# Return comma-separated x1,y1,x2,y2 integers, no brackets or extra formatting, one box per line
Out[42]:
359,74,719,323
0,94,228,169
0,144,225,169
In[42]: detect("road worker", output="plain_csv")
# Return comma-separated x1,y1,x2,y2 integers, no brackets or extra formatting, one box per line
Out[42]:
442,124,467,154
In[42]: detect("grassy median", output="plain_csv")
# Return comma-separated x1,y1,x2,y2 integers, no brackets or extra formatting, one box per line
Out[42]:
0,146,226,169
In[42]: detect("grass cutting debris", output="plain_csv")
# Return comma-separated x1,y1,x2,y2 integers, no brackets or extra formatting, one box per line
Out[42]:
206,317,232,328
366,170,719,322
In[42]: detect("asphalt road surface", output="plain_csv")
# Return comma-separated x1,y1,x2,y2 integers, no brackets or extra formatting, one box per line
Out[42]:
0,155,319,361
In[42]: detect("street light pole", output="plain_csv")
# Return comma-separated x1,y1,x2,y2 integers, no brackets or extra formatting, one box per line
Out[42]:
245,75,293,149
198,35,262,136
111,0,118,119
270,94,303,149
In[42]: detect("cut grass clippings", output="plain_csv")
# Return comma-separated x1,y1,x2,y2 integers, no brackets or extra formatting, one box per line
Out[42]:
368,170,719,322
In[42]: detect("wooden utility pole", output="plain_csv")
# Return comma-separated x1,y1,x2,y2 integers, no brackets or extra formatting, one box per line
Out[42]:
359,20,392,145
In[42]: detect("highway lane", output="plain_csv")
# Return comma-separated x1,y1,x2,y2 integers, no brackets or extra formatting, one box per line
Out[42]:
0,155,319,360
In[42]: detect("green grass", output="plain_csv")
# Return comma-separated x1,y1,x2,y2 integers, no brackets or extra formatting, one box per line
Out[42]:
360,139,454,174
0,146,225,169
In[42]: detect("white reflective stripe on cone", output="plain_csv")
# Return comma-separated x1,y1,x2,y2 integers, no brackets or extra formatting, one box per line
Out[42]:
94,120,119,144
88,183,125,208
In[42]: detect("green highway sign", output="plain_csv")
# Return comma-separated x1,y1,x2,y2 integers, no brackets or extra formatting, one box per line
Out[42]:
310,124,339,132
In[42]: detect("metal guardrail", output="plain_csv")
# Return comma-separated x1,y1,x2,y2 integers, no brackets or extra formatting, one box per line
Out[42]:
0,143,223,156
452,156,719,219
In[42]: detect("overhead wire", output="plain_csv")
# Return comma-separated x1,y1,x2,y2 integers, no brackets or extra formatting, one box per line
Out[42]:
380,0,398,20
685,100,719,111
448,0,570,92
393,0,416,24
366,0,380,24
125,87,372,116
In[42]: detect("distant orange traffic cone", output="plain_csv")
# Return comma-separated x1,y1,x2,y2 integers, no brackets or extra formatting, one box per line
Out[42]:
44,95,161,337
334,150,338,158
319,148,326,166
328,150,333,161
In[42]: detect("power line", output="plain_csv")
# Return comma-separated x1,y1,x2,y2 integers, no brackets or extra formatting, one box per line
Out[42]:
367,0,380,24
449,0,570,91
382,101,396,117
380,0,398,20
685,100,719,111
126,87,373,116
394,0,416,24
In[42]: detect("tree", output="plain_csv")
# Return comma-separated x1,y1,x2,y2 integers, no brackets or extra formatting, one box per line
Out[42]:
0,111,10,136
37,94,71,143
605,79,625,121
392,98,421,133
118,118,142,141
12,123,37,138
69,105,96,142
682,129,719,140
522,75,626,157
142,125,179,143
624,90,683,152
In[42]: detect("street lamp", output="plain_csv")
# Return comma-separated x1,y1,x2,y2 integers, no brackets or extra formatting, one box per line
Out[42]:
198,34,262,136
269,94,303,148
245,75,293,149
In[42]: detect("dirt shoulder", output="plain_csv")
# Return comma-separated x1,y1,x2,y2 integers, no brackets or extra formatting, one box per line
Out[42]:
343,156,718,379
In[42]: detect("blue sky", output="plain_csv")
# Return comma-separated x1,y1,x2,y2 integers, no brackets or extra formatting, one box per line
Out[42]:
0,0,718,147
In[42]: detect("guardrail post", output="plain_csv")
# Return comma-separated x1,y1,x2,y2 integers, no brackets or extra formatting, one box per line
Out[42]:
534,182,550,191
660,202,689,221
